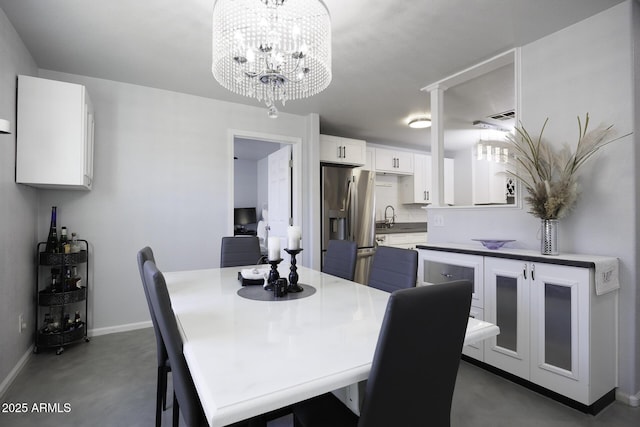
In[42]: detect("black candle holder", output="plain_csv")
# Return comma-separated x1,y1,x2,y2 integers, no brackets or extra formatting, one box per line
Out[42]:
265,258,283,291
284,248,304,293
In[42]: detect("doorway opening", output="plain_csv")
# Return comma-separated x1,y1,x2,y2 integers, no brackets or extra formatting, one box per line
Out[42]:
229,131,302,260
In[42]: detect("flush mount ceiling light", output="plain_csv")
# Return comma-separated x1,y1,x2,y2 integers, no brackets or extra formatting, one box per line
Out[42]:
408,117,431,129
212,0,332,119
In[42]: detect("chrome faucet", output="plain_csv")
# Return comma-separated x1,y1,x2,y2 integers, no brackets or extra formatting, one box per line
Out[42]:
384,205,396,227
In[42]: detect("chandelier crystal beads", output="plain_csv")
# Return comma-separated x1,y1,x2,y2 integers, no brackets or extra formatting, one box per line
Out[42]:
212,0,332,118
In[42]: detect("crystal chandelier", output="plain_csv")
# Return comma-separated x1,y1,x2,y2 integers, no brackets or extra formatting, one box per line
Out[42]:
212,0,332,118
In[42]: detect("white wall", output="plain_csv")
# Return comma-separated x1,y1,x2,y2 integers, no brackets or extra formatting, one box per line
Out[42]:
34,70,314,334
428,2,637,401
0,8,39,395
256,156,269,219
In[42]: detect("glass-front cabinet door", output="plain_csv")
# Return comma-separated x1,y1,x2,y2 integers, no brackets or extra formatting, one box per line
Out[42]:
417,250,483,307
530,263,589,402
484,257,530,378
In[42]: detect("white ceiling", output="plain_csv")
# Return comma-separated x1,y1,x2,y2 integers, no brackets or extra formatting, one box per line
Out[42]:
0,0,625,151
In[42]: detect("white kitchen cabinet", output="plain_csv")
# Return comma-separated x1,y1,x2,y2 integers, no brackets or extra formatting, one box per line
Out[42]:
417,249,485,360
356,147,375,172
472,156,508,204
465,306,486,360
400,155,455,205
374,148,413,174
376,232,427,250
484,257,617,406
400,154,431,203
417,250,484,308
320,134,366,166
483,257,531,378
418,244,618,410
16,75,95,190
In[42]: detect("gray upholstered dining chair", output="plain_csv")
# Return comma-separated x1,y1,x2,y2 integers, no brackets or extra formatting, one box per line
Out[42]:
137,246,170,427
144,260,209,427
322,240,358,281
292,280,473,427
368,246,418,293
143,260,289,427
220,236,264,267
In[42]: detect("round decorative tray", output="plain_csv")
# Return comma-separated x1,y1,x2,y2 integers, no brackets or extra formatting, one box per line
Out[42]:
472,239,515,250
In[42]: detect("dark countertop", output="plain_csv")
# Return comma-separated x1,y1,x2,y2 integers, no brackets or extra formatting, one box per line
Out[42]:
416,243,616,269
375,222,427,234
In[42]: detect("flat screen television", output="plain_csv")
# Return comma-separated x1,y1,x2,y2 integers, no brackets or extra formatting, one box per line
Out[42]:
234,207,257,227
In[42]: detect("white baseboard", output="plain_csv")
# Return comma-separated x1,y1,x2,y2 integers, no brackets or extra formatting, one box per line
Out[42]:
88,320,152,337
0,346,33,400
616,389,640,407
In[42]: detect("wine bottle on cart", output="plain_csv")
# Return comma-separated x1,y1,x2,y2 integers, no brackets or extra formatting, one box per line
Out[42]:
59,226,69,253
45,206,59,253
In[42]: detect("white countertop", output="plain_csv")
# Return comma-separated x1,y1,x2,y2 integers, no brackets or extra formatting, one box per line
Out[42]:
164,265,498,427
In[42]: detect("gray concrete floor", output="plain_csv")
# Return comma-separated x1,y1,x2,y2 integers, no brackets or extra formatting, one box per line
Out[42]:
0,327,638,426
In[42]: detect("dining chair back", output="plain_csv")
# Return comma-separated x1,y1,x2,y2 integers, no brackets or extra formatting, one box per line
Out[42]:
137,246,170,427
368,246,417,293
322,240,358,281
293,280,473,427
220,236,263,267
144,260,208,427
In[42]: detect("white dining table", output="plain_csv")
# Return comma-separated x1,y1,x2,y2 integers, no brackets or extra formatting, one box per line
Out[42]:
164,265,499,427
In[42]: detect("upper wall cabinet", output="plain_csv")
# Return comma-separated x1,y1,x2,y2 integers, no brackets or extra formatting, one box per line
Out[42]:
374,148,413,175
473,154,513,205
400,154,455,205
319,134,366,167
16,75,95,190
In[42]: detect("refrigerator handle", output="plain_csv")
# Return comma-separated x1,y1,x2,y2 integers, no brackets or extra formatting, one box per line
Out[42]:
346,176,355,241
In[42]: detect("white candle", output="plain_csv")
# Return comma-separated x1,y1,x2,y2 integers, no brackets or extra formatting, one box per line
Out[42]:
287,226,301,250
268,237,281,261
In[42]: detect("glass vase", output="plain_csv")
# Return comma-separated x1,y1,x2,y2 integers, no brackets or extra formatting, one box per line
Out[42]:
541,219,559,255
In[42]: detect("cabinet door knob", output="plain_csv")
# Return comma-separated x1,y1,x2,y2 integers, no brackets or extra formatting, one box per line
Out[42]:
531,264,535,281
523,264,527,280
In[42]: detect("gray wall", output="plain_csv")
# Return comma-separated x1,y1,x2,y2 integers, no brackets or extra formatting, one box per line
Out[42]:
1,0,637,405
428,2,638,402
34,69,316,335
234,159,259,209
0,8,38,394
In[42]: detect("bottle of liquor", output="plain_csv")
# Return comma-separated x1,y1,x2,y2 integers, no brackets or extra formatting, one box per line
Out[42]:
63,266,72,291
70,232,80,253
71,266,82,289
45,206,59,253
74,311,82,328
59,226,70,254
42,313,53,333
63,313,71,331
50,268,61,292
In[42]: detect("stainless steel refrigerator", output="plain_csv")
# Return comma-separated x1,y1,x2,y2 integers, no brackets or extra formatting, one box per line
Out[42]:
321,165,376,284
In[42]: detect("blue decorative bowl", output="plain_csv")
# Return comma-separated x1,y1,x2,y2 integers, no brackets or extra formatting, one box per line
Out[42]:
472,239,515,250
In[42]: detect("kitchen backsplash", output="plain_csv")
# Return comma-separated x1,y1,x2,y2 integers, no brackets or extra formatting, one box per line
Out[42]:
374,174,428,223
